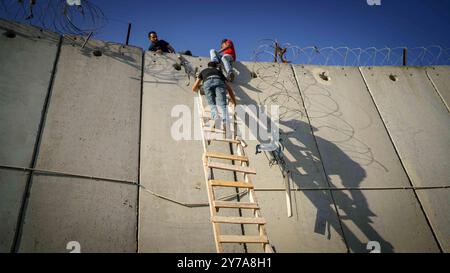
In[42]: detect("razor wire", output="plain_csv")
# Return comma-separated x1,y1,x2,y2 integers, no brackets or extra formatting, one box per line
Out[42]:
252,39,450,66
0,0,109,35
2,2,449,65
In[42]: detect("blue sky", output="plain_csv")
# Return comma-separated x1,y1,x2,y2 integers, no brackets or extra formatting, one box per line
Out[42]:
95,0,450,61
2,0,450,62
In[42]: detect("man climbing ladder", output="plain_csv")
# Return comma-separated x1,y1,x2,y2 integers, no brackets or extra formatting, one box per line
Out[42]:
189,59,273,253
196,88,274,253
192,61,237,135
177,55,273,252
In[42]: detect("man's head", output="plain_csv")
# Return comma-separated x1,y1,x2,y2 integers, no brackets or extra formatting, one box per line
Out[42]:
148,31,158,42
221,39,229,49
208,61,218,68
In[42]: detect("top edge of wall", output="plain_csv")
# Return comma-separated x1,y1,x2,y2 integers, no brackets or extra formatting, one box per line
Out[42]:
2,18,448,68
63,34,143,54
0,18,59,40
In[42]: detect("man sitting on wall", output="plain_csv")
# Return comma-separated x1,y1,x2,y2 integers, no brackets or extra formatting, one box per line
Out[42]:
148,31,176,53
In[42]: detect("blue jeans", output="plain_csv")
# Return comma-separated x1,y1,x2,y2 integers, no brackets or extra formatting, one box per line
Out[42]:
210,49,234,75
203,77,228,123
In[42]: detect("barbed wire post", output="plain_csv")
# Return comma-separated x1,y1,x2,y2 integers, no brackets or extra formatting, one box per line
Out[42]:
403,48,407,66
274,41,278,63
125,22,131,45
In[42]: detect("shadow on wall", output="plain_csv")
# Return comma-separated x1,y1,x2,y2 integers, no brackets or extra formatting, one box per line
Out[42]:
142,53,202,86
63,35,143,80
231,62,394,253
137,51,395,252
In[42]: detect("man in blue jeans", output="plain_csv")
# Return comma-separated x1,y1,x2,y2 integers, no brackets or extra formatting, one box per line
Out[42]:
192,62,237,128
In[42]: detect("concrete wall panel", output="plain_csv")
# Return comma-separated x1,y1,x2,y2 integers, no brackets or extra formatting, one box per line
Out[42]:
17,37,142,252
293,65,411,188
360,66,450,251
426,66,450,111
416,189,450,252
336,190,439,253
234,61,347,252
0,19,60,252
256,191,346,252
0,170,27,252
33,37,142,180
359,66,450,188
293,65,439,252
19,176,137,252
139,53,242,252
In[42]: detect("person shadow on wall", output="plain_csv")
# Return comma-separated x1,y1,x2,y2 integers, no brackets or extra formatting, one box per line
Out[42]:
279,119,394,253
231,62,394,253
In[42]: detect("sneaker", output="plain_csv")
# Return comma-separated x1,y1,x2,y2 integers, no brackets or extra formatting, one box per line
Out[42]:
227,71,235,82
172,63,182,70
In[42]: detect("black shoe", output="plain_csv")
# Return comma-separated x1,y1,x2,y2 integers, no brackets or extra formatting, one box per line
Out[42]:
173,63,182,70
227,72,235,82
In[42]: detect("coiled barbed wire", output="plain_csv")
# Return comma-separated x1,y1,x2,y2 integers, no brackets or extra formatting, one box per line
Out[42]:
253,39,450,66
0,0,108,35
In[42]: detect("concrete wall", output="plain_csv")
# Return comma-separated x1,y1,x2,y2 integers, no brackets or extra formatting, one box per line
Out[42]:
139,53,215,252
360,66,450,252
140,54,245,252
234,61,347,252
426,66,450,111
294,65,439,252
1,20,449,252
18,36,142,252
0,19,60,252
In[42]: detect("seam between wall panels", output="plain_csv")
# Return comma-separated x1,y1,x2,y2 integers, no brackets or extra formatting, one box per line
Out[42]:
425,68,450,113
290,64,350,253
11,35,63,253
136,50,145,253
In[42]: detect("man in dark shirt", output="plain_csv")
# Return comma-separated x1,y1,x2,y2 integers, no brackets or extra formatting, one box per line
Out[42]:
148,31,175,53
192,62,236,126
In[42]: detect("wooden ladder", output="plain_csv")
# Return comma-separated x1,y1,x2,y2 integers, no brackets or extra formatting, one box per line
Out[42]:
196,93,274,253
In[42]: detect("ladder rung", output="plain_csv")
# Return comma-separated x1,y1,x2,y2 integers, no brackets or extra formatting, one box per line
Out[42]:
202,119,240,126
214,201,260,209
219,235,268,244
205,138,241,144
204,132,226,139
212,216,266,224
207,162,256,174
204,127,226,133
205,152,248,162
200,115,237,120
202,105,233,111
209,180,254,189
